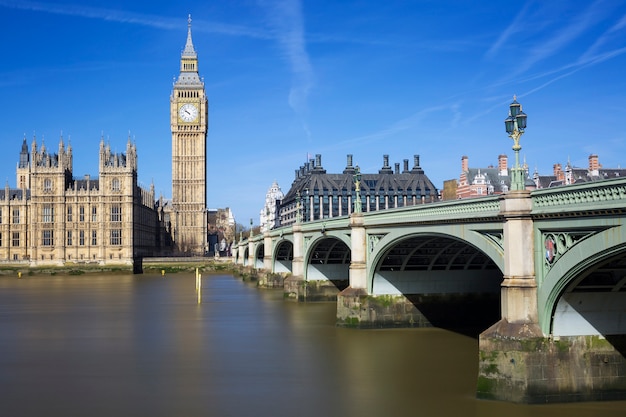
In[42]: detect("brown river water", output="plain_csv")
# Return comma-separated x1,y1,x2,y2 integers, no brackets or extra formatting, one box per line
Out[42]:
0,273,624,417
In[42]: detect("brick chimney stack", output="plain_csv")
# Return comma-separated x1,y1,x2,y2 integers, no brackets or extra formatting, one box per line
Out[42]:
461,155,468,173
588,154,600,175
554,163,564,182
498,154,508,176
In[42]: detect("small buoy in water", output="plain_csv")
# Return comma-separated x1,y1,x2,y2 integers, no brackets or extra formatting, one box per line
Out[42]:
18,272,22,278
161,269,165,276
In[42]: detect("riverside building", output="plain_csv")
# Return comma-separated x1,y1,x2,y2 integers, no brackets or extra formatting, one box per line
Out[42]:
0,136,166,266
278,154,439,227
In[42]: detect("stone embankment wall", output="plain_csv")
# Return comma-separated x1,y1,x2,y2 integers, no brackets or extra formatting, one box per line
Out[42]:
478,333,626,403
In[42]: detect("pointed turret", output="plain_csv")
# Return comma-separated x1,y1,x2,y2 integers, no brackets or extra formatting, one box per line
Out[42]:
176,14,202,86
59,131,65,151
19,136,29,169
182,14,197,59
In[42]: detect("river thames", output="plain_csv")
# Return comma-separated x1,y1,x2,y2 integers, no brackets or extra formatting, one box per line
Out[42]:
0,273,624,416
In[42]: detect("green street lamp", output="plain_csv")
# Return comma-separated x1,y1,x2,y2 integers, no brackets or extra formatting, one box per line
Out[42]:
505,95,528,191
295,190,302,224
353,165,362,214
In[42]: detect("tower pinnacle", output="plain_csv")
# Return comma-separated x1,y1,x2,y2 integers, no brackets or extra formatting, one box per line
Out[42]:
176,14,201,85
182,14,197,58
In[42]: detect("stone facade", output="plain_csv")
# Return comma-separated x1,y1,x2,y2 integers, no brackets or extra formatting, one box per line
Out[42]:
0,136,164,266
259,181,284,232
169,17,209,255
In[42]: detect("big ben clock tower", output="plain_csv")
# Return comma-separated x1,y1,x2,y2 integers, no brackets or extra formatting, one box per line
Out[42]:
170,15,208,254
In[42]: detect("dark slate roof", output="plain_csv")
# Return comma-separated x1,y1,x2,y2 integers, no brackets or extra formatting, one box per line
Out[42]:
533,175,557,188
0,188,29,200
570,167,626,183
35,151,59,167
72,178,100,191
281,156,438,205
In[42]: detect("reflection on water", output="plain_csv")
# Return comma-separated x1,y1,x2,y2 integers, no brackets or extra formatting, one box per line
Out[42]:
0,273,624,417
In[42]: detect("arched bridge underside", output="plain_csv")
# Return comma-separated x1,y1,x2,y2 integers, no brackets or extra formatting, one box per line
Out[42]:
306,237,351,291
274,240,293,273
373,234,502,334
548,244,626,340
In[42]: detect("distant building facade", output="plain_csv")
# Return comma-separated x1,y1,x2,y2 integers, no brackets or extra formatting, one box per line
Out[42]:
533,154,626,188
260,181,284,232
208,207,235,255
278,154,439,226
0,136,165,266
456,154,534,199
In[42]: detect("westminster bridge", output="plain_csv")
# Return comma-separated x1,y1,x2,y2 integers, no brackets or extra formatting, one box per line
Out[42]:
231,178,626,403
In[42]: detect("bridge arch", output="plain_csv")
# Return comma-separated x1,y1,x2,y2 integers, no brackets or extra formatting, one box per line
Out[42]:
254,243,265,269
539,225,626,336
369,231,503,334
369,226,504,294
304,234,351,288
273,239,294,274
242,246,249,266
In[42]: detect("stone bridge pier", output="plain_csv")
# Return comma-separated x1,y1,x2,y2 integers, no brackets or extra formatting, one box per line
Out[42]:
284,223,306,300
477,191,626,403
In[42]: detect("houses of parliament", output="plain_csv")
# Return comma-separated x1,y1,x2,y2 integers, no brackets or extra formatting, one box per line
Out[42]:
0,17,214,266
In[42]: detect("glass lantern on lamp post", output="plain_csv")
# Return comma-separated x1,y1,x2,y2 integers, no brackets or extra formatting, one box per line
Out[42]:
505,95,528,191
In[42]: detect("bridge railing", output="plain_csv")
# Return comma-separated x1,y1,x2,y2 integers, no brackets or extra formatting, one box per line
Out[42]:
531,177,626,216
359,195,502,226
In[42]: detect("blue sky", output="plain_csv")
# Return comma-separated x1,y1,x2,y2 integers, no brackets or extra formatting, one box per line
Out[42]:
2,0,626,225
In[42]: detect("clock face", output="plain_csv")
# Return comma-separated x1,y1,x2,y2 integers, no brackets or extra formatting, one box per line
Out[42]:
179,103,198,122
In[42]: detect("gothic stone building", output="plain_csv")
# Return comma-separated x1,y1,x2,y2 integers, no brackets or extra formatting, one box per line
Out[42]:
0,136,164,266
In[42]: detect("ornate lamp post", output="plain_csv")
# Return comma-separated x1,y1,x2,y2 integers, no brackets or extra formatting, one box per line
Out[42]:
353,165,362,213
504,95,528,191
295,190,302,224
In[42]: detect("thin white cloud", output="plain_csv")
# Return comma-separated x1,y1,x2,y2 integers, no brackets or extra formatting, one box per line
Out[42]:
318,105,452,153
515,1,609,76
579,12,626,63
484,3,530,60
259,0,315,139
487,0,617,81
514,44,626,99
0,0,272,38
462,42,626,125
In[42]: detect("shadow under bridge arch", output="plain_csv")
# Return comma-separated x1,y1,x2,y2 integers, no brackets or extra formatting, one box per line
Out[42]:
306,236,351,291
254,243,265,269
373,234,502,336
545,244,626,345
274,240,294,273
